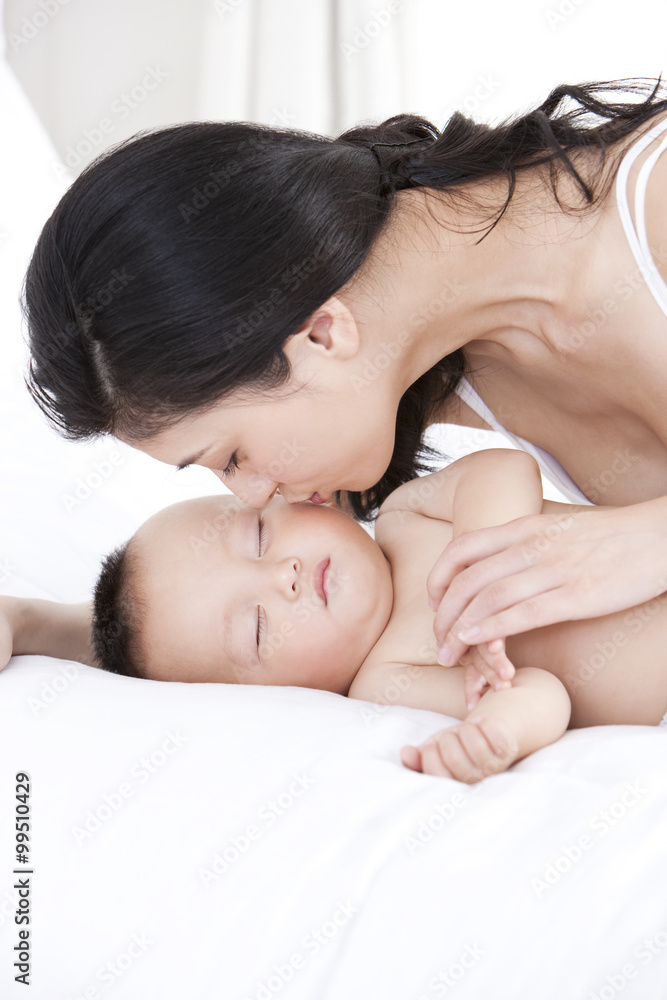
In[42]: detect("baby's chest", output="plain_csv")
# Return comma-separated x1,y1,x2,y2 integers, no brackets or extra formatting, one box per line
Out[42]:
365,513,452,668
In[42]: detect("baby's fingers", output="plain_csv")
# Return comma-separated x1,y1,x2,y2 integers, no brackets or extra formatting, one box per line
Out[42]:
462,662,487,712
415,721,503,783
400,738,453,778
460,640,513,696
480,638,515,689
400,745,424,773
468,715,520,774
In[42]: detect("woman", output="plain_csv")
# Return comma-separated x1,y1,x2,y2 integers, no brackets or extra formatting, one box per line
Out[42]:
10,78,667,724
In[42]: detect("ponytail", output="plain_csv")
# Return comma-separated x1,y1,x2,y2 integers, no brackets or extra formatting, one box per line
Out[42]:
24,78,667,522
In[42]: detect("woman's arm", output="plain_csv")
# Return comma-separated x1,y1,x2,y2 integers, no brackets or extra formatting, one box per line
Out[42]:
428,495,667,665
0,597,95,670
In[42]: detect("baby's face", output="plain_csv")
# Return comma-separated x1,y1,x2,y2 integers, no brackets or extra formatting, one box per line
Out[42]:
133,494,393,692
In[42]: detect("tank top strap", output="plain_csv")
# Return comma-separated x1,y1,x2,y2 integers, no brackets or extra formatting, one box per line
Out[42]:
453,375,506,433
615,116,667,317
453,379,593,505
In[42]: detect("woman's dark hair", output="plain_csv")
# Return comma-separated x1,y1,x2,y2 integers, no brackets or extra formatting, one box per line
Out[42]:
23,77,667,519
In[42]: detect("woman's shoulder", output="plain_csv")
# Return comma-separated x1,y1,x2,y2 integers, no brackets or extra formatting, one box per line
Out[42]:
630,113,667,289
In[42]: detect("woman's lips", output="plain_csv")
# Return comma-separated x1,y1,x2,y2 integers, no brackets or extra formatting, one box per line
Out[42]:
312,558,330,605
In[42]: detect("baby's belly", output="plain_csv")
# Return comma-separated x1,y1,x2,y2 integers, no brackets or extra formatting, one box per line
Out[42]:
506,592,667,727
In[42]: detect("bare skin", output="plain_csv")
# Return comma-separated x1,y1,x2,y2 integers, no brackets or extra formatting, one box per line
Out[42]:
9,111,667,683
131,114,667,665
139,114,667,509
347,450,667,781
9,449,667,785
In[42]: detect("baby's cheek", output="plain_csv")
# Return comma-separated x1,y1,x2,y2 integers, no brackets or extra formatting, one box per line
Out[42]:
263,617,323,678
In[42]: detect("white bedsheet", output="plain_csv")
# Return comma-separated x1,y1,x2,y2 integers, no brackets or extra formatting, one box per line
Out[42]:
2,653,667,1000
1,47,667,1000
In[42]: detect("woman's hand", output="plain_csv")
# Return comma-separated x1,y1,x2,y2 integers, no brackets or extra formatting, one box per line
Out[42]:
427,500,667,666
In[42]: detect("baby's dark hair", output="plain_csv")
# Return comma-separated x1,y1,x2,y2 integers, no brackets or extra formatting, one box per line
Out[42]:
92,540,147,679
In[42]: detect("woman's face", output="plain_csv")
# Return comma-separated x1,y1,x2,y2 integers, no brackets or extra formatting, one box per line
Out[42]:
130,303,402,506
134,384,396,507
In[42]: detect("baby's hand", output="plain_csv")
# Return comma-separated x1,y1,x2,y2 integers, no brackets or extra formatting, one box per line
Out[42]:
458,638,515,711
0,597,17,672
401,716,519,783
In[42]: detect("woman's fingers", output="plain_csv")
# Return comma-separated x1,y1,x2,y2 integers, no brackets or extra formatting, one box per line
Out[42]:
429,534,559,663
452,587,576,649
427,516,542,609
430,504,667,665
441,585,567,667
434,562,563,665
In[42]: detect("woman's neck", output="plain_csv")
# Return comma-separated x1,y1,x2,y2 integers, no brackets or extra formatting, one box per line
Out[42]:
344,175,604,398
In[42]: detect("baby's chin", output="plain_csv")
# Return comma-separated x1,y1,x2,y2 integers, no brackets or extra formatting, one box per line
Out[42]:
341,585,393,679
298,646,363,695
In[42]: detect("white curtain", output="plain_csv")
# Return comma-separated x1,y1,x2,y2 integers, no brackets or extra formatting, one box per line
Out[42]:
3,0,667,175
195,0,416,137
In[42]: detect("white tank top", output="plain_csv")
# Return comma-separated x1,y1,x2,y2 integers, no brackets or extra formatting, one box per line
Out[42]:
453,114,667,506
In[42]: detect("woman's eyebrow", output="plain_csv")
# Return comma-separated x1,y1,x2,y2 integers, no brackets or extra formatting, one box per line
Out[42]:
176,446,210,472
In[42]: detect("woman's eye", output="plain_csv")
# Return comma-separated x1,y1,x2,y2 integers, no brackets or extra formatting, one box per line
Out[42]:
256,606,265,648
222,453,239,478
258,517,265,556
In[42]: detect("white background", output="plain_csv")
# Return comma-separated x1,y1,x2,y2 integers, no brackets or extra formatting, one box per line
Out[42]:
4,0,667,174
3,0,667,534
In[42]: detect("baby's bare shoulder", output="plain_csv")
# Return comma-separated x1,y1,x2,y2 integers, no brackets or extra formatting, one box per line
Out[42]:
374,506,420,547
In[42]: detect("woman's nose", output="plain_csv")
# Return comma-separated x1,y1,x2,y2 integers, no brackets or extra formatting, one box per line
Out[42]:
218,470,278,508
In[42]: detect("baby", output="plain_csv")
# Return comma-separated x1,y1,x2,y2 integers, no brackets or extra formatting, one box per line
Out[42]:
92,449,667,782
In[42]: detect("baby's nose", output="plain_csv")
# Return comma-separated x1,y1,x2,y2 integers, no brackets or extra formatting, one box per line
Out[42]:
273,557,300,599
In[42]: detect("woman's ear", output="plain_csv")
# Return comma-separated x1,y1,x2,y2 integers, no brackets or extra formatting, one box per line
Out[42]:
283,296,360,365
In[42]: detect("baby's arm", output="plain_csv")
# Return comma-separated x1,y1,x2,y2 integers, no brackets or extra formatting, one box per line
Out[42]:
378,449,545,698
349,661,571,782
0,596,95,670
402,668,571,782
377,448,544,538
